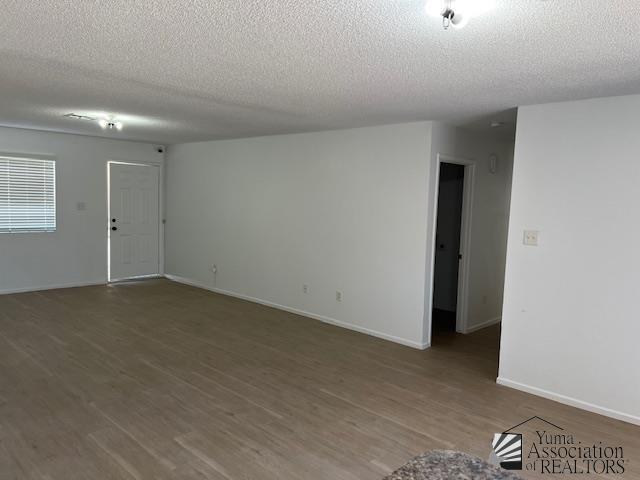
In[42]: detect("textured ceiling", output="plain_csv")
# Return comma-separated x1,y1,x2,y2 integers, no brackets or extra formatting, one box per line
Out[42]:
1,0,639,144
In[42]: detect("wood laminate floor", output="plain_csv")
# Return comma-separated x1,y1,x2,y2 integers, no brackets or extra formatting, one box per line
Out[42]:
0,279,638,479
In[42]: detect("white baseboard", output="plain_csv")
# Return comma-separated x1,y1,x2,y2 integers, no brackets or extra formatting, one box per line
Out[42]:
497,377,640,426
109,274,164,283
165,274,429,350
464,316,501,333
0,280,106,295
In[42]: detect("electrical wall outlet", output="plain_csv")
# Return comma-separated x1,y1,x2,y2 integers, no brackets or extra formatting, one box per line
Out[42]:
523,230,539,246
211,264,218,274
303,284,308,294
336,290,342,302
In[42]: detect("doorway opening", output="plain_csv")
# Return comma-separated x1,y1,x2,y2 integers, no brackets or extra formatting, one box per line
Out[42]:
107,161,161,282
429,155,475,342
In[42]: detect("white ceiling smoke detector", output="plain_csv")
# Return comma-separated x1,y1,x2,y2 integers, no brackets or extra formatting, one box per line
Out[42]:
425,0,495,29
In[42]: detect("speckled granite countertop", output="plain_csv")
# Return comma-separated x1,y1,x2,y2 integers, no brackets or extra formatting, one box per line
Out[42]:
383,450,522,480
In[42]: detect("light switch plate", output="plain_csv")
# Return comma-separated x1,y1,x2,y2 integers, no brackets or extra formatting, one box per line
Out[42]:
523,230,539,246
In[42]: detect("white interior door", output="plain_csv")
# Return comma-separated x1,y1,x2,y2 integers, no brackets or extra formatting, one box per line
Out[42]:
109,162,160,281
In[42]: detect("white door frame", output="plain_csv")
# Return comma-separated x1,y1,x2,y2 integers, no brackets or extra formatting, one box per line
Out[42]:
427,153,475,337
107,160,162,282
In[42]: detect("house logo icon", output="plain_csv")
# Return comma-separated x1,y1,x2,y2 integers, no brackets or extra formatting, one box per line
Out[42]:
490,416,564,472
491,433,523,470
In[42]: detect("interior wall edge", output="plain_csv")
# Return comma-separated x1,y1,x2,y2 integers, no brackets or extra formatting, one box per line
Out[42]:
464,316,501,334
0,280,106,296
496,377,640,427
164,274,430,350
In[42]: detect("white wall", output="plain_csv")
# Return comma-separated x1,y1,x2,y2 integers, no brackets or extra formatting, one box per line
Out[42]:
426,124,514,340
166,122,514,349
0,126,163,293
499,95,640,425
166,123,433,348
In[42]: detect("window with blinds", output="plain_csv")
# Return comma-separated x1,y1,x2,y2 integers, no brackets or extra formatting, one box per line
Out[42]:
0,156,56,233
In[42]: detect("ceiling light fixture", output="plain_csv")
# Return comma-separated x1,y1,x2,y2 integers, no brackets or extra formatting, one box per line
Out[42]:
64,112,124,131
98,117,123,131
425,0,495,29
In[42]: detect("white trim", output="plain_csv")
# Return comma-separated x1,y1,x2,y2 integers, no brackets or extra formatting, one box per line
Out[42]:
107,159,163,167
496,377,640,427
464,316,501,334
109,274,164,283
426,153,475,340
0,280,106,295
165,274,429,350
0,151,57,162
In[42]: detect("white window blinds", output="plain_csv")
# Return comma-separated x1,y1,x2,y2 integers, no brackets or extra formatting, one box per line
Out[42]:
0,156,56,233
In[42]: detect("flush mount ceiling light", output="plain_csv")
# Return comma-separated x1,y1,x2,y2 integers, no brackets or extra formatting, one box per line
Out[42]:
98,116,123,131
425,0,495,29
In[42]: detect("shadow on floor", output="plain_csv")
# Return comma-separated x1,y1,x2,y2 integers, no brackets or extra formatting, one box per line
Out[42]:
430,309,501,381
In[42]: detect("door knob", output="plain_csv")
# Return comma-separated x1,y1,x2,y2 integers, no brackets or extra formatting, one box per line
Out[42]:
111,218,116,222
111,226,117,231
